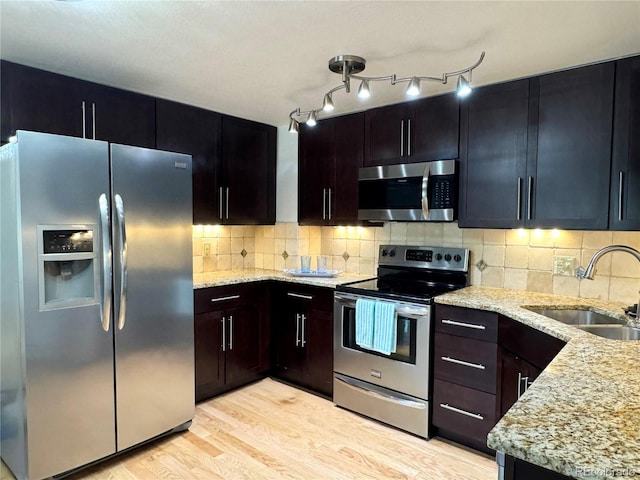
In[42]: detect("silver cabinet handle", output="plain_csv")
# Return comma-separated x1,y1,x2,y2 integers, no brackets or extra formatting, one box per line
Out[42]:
439,403,484,420
301,314,306,347
295,313,301,347
228,315,233,350
441,356,486,370
327,188,332,220
441,319,486,330
322,188,327,220
407,118,411,156
517,372,532,399
618,171,624,222
225,187,229,220
516,177,523,221
98,194,112,332
400,119,405,156
221,317,226,352
287,292,313,300
81,101,86,138
92,102,96,140
114,194,128,330
210,295,240,303
527,176,533,220
219,187,224,220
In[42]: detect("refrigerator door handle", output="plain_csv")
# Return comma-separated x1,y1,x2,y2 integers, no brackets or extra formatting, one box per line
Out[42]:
99,194,112,332
115,194,128,330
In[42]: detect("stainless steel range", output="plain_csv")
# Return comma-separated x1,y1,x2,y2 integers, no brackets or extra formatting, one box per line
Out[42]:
333,245,470,438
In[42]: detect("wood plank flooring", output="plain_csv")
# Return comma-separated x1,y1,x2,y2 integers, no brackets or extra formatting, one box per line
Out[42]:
1,378,497,479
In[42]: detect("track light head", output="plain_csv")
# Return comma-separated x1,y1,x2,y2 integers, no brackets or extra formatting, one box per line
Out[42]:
357,80,371,99
288,118,299,134
306,110,318,127
456,75,472,97
322,93,335,112
406,77,420,97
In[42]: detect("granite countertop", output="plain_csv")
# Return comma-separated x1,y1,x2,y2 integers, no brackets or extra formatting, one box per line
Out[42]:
435,286,640,480
193,269,373,289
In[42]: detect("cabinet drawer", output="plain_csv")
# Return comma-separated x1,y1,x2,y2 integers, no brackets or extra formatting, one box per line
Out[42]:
194,283,257,314
434,332,498,393
435,305,498,342
280,283,334,312
433,378,497,444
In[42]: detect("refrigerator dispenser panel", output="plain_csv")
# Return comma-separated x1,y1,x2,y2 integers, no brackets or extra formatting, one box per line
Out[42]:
38,226,98,310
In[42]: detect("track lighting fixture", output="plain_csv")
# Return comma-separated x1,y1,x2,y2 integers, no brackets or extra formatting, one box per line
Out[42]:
289,51,485,132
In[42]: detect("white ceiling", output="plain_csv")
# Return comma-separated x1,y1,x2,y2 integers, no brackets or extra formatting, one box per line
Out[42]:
1,1,639,128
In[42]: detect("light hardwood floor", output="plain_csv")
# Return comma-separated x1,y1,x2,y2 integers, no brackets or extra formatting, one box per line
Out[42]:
1,378,497,479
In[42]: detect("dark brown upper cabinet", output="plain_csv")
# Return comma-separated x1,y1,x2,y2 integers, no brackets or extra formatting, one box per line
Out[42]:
610,55,640,230
298,113,364,225
221,116,277,225
156,100,276,225
527,62,614,230
364,93,460,166
460,61,615,230
458,79,530,228
1,60,155,148
156,99,222,224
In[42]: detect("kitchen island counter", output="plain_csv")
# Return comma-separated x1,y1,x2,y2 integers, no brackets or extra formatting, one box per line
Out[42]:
435,286,640,480
194,269,373,290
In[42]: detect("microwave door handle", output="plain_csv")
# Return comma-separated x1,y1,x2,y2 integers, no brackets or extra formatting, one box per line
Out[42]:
421,163,430,220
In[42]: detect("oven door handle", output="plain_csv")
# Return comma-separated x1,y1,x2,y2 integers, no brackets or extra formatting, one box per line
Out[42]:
335,294,430,319
334,375,427,409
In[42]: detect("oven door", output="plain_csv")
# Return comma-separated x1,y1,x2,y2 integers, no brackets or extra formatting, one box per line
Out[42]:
333,292,431,400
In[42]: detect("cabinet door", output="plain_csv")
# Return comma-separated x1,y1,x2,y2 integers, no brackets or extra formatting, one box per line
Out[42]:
194,311,224,402
330,113,364,224
1,60,85,143
221,116,276,225
298,120,334,225
364,103,413,165
275,300,305,384
412,94,460,161
88,83,156,148
528,63,614,229
156,99,221,224
610,55,640,230
224,302,263,388
302,309,334,396
498,349,540,417
458,79,529,228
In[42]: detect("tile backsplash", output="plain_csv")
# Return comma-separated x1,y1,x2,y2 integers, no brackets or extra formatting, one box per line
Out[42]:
193,223,640,305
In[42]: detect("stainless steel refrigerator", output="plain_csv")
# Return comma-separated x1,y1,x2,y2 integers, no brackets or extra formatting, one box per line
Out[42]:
0,131,195,480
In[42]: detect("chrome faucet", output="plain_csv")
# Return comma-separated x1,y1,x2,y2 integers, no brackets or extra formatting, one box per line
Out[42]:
576,244,640,318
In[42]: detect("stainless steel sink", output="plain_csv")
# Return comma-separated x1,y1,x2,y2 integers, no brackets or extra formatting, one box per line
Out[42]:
526,308,626,326
575,325,640,341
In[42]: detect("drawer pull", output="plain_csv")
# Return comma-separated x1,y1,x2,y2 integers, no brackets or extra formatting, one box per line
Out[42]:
441,319,486,330
439,403,484,420
441,356,486,370
287,292,313,300
210,295,240,303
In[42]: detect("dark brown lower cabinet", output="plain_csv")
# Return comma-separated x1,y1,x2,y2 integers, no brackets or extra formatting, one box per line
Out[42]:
273,283,334,397
194,283,270,402
501,454,575,480
432,305,565,454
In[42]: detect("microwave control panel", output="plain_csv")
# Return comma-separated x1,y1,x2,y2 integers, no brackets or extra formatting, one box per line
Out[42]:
428,174,455,209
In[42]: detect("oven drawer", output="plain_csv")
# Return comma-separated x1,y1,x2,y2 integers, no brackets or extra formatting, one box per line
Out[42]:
433,378,497,444
435,305,498,342
434,332,497,393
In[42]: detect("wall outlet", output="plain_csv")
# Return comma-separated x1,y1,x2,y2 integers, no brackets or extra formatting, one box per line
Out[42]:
553,256,575,276
203,243,211,256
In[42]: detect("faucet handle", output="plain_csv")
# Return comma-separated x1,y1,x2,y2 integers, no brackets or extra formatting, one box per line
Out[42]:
575,266,586,279
625,304,638,318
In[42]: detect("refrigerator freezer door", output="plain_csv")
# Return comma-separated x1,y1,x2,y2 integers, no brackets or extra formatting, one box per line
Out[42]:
11,132,116,479
110,144,194,451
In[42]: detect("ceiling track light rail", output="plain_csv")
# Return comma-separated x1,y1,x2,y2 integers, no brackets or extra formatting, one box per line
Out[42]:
289,51,485,133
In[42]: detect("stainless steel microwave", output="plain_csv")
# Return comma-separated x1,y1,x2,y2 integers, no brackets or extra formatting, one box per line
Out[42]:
358,160,456,222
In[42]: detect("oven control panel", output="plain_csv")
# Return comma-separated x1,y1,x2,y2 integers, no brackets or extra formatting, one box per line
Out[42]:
379,245,469,272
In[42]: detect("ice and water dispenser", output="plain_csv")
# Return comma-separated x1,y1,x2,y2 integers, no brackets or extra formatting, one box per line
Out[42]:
38,226,99,310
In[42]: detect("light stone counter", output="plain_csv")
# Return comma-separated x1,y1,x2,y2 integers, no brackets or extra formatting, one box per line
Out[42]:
435,286,640,480
193,269,373,290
